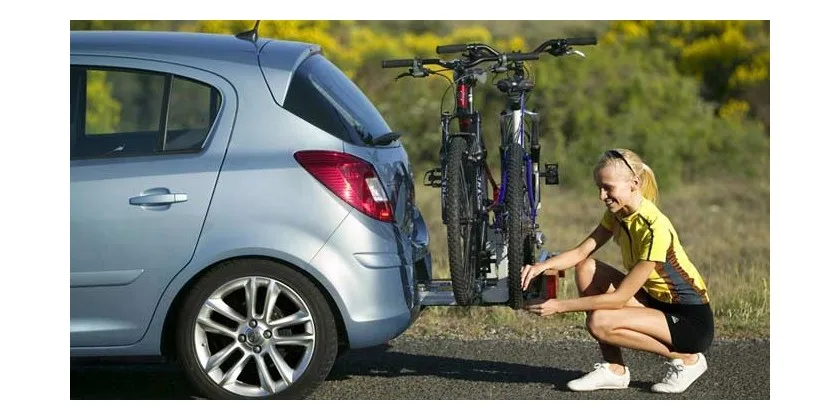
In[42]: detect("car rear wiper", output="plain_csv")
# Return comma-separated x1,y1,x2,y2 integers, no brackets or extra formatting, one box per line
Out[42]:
368,131,402,146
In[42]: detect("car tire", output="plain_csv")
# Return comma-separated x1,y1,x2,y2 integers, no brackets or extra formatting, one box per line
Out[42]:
175,259,338,399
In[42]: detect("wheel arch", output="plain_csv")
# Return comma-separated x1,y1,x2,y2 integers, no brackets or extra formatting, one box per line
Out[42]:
159,255,350,361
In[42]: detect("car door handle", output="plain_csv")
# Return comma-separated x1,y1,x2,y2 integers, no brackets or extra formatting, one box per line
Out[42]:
129,192,188,206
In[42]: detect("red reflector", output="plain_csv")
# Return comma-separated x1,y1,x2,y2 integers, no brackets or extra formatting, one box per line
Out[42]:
294,151,394,222
546,277,556,299
544,270,558,299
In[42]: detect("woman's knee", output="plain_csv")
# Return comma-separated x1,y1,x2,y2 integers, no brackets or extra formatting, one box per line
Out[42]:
575,257,597,277
574,257,598,293
585,309,613,340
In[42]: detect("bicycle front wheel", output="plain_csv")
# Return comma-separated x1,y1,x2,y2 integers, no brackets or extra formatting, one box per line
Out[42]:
504,143,531,310
445,137,478,306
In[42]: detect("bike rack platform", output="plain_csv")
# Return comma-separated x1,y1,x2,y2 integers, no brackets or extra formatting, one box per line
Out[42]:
418,250,564,307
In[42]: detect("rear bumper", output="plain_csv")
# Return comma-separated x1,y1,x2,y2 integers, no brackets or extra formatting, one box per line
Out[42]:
309,208,430,349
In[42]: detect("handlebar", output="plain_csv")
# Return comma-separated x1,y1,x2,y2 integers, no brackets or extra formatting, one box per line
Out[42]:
565,36,598,46
381,52,541,71
381,36,597,76
436,44,468,54
382,58,442,68
438,36,598,58
506,52,541,61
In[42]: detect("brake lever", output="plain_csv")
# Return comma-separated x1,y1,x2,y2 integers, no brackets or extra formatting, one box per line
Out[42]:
409,61,430,78
548,45,568,57
395,65,431,81
549,45,587,59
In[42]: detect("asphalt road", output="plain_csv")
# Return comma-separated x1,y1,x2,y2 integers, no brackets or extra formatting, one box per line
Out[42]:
70,337,769,399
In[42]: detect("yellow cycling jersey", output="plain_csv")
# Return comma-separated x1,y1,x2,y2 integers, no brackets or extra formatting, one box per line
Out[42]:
599,198,709,305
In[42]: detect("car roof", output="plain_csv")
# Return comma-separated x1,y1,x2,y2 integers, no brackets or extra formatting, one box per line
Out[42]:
70,30,319,71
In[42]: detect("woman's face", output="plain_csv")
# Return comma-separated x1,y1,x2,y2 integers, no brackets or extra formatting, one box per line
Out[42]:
594,164,639,216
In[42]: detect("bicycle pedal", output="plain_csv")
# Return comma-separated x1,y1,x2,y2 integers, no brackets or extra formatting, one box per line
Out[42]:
424,168,442,188
542,163,559,185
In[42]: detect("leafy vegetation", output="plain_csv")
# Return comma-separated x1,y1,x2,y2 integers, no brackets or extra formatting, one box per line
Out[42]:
72,19,769,191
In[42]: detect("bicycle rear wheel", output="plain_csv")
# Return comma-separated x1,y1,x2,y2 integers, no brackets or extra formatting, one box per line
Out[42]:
445,137,478,305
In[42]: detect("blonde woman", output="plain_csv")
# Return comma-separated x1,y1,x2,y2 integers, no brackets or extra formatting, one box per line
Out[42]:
520,149,714,394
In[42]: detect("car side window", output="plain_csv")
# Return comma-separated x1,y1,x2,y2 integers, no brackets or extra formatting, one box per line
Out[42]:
70,66,221,160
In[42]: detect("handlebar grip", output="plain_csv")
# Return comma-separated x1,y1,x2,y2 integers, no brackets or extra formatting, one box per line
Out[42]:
436,44,468,54
566,37,598,46
381,58,442,68
382,59,416,68
506,52,541,61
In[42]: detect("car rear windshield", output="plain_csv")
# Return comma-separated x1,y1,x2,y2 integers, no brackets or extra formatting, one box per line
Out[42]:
284,54,392,147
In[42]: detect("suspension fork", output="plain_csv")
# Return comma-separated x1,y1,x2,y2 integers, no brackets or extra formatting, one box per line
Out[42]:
519,93,537,224
439,111,452,223
497,93,524,209
511,93,537,226
455,76,488,207
528,109,540,223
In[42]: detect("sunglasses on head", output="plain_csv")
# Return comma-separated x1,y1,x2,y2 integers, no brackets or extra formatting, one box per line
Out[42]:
606,149,636,175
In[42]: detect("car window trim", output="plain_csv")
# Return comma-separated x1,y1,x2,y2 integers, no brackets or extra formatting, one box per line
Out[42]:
70,64,221,161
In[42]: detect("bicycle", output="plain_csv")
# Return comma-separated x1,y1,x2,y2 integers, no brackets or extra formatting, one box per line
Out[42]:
382,36,596,309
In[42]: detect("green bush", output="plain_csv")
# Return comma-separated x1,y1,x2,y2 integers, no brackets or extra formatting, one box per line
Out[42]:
72,20,770,191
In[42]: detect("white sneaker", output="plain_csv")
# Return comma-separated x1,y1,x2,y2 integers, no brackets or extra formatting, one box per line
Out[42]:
651,353,708,393
567,362,630,391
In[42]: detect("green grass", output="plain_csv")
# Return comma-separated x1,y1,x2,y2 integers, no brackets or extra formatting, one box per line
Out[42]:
405,176,770,340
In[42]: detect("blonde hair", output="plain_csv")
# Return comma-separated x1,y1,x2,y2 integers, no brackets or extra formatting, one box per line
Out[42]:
594,148,660,206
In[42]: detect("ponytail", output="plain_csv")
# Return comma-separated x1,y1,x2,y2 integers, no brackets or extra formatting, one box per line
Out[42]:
638,162,659,206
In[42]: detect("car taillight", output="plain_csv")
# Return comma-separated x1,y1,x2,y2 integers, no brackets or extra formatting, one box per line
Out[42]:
294,151,394,223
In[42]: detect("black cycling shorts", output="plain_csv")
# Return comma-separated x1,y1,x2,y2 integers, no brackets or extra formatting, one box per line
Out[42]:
644,294,715,354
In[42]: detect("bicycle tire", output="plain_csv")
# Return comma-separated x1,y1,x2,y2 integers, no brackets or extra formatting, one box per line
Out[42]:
505,143,528,309
445,136,478,305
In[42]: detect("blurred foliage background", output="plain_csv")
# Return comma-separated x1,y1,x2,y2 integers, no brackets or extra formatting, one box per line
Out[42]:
71,20,769,191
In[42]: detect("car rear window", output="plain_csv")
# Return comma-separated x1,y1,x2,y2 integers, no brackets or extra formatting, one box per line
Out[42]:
284,55,391,146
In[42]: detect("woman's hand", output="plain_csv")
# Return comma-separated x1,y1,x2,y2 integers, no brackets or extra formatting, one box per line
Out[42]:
520,262,547,290
524,298,564,317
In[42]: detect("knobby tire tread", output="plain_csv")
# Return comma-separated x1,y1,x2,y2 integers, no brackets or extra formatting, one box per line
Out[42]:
445,137,475,306
505,144,526,310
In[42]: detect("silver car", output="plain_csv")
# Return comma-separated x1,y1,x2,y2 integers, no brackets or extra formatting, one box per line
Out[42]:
70,29,431,399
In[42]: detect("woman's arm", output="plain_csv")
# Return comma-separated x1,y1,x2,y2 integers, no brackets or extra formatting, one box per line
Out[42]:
524,260,656,316
520,224,613,290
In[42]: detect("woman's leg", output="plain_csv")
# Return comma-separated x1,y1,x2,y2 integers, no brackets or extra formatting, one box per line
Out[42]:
572,258,706,393
575,258,699,364
574,258,648,373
